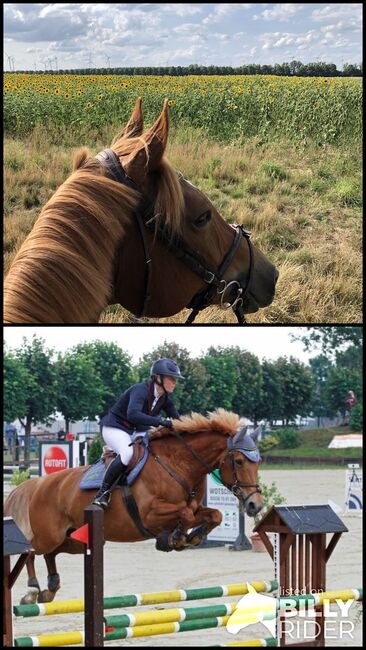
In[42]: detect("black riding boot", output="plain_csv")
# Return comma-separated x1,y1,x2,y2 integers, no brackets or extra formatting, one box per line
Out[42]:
92,455,128,510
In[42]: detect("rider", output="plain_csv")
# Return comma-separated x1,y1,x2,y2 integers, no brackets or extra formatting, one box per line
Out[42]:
92,358,185,509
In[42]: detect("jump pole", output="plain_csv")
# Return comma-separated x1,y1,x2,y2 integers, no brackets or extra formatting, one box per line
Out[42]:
71,505,104,647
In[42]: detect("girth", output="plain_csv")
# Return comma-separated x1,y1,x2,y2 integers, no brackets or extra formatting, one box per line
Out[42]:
95,148,253,324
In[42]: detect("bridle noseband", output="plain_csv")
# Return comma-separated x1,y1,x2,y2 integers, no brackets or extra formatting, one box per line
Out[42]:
95,149,254,324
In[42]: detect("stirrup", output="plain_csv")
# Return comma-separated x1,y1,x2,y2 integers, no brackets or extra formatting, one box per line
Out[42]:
93,491,111,509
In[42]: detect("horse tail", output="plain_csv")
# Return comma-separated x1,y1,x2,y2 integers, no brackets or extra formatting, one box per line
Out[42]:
4,478,41,543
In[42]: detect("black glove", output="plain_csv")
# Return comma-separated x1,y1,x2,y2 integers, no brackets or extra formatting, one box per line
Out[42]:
159,417,173,429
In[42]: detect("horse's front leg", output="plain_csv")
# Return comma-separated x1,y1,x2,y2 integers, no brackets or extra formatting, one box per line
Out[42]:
184,505,223,547
145,502,196,552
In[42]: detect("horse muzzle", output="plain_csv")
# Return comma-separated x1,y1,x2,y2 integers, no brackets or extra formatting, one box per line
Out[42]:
237,487,263,517
240,266,279,312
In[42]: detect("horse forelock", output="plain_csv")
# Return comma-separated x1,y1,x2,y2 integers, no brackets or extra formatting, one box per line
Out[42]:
112,136,185,238
149,408,241,440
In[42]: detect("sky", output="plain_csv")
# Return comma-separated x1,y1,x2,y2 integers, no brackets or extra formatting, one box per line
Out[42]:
3,326,320,365
4,3,362,71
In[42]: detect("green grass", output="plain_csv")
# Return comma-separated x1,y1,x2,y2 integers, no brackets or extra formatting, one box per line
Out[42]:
263,427,363,461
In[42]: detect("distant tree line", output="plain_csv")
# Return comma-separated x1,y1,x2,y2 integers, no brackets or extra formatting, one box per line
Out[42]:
3,328,362,466
8,60,362,77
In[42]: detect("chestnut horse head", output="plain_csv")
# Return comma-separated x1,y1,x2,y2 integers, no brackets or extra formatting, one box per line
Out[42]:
4,97,278,324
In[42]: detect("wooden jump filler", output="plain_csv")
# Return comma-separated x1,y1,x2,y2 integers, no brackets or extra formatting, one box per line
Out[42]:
253,504,349,648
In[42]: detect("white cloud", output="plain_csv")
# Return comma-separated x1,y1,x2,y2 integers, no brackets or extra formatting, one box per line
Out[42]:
173,23,203,35
211,32,231,42
311,3,362,23
261,30,316,51
203,3,251,25
256,4,306,22
161,4,203,17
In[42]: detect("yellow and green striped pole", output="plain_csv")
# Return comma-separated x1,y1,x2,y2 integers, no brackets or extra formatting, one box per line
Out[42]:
13,580,278,618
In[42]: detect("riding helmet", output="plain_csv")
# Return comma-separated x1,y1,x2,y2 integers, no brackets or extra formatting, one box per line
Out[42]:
150,358,185,380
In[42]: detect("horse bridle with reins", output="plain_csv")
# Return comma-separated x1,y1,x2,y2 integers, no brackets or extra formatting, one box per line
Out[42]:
150,429,261,508
96,148,254,324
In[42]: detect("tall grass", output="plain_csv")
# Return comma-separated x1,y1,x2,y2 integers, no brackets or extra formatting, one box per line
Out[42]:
4,124,362,324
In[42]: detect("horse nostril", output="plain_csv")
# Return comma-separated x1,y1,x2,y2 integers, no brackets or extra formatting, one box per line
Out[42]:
247,501,257,516
274,269,279,285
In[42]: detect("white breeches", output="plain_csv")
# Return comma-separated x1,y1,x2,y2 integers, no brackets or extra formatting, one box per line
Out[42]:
101,426,137,465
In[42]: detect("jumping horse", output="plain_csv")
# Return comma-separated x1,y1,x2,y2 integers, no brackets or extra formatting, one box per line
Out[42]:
4,97,278,323
4,409,263,604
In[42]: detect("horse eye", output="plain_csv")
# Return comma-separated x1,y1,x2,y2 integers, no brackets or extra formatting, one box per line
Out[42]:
194,211,212,228
235,458,244,466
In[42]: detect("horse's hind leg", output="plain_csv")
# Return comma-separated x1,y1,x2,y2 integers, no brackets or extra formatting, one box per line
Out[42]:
20,552,41,605
37,536,86,602
37,552,61,603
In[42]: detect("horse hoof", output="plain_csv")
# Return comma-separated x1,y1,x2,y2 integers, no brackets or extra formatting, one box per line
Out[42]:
187,537,202,546
155,531,174,552
20,589,39,605
37,589,55,603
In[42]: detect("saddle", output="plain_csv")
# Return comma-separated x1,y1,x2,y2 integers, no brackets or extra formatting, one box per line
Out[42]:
79,432,149,490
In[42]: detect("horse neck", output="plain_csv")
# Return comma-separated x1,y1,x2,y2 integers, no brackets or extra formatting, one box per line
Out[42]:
156,430,228,483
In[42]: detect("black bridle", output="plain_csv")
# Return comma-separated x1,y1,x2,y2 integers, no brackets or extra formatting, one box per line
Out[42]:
95,148,254,324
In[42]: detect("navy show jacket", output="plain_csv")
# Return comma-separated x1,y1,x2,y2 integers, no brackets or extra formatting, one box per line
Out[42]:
100,380,180,433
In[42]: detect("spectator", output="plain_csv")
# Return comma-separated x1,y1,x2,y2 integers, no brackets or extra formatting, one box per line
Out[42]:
343,390,357,425
14,432,20,461
66,432,74,441
57,428,66,441
5,424,17,456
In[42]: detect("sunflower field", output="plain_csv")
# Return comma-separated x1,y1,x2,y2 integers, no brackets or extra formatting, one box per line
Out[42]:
3,73,362,146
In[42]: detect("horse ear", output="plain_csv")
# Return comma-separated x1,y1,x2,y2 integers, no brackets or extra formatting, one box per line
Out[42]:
112,97,144,142
122,99,169,180
233,426,247,446
250,426,262,444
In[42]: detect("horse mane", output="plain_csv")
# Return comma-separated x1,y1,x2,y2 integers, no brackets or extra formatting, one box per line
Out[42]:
4,135,185,323
149,408,242,441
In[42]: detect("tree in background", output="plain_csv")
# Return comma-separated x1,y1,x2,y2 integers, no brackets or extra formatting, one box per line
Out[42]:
200,347,239,412
308,355,334,424
6,335,57,467
72,341,136,420
3,350,32,424
323,367,363,418
294,326,362,404
293,326,362,360
256,360,284,425
222,348,263,423
273,356,313,425
54,351,105,433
